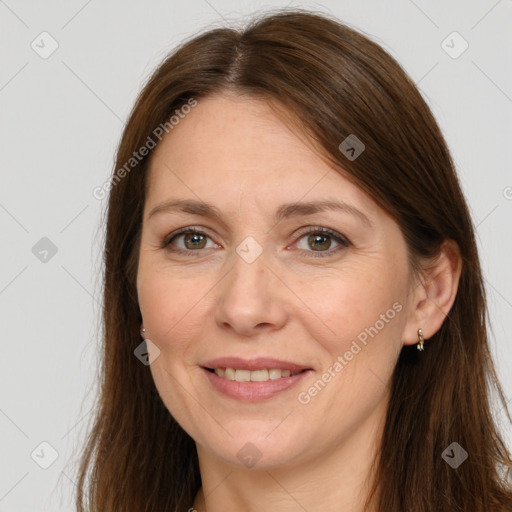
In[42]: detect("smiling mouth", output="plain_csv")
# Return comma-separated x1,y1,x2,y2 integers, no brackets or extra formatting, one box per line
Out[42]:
204,367,308,382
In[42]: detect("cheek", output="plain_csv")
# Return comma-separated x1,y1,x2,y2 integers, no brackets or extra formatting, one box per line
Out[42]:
306,269,401,335
298,278,403,408
297,267,406,386
138,271,205,409
138,269,184,341
137,267,214,357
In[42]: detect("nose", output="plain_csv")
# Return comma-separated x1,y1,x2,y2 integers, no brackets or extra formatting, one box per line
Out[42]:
214,247,288,337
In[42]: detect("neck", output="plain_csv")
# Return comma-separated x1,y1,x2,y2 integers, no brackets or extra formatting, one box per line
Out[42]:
192,398,386,512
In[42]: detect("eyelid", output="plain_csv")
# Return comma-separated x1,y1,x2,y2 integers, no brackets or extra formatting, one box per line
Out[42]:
290,226,350,257
161,226,216,250
162,225,350,256
292,226,350,245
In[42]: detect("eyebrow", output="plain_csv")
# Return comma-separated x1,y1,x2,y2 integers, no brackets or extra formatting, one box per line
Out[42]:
147,198,372,227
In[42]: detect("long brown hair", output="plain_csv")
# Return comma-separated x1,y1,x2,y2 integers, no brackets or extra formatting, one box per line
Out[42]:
75,8,512,511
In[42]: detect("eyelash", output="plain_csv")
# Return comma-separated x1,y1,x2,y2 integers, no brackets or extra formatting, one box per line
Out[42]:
161,226,350,258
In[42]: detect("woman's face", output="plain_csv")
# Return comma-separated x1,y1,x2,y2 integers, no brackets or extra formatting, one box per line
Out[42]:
137,92,418,469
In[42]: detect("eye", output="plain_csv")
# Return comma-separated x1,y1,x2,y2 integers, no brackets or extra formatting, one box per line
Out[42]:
162,226,350,258
293,227,350,257
162,227,218,255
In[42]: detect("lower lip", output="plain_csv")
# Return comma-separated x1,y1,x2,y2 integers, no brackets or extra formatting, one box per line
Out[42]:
202,367,313,402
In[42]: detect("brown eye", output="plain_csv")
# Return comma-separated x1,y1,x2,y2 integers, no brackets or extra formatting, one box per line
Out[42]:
163,228,216,254
182,232,207,250
295,227,350,257
307,233,332,251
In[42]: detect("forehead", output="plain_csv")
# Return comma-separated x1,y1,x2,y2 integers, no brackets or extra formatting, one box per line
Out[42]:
145,93,377,217
149,93,318,175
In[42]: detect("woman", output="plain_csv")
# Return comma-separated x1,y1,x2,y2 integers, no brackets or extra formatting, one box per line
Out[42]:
76,9,512,511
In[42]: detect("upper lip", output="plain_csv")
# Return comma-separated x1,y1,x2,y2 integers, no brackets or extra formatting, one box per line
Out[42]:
202,357,313,373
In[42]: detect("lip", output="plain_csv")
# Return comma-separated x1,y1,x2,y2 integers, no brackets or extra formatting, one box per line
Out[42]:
201,366,313,402
201,357,313,373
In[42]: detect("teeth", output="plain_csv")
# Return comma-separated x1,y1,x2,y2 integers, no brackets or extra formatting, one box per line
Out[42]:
250,369,269,382
235,369,251,382
269,369,281,380
213,367,300,382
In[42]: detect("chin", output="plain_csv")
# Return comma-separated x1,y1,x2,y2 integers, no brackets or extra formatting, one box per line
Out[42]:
196,421,312,470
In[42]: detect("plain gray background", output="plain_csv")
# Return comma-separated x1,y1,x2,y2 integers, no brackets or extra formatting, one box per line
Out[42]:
1,1,511,510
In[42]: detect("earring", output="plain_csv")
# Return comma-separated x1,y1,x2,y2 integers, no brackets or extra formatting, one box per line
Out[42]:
417,328,425,351
140,325,146,338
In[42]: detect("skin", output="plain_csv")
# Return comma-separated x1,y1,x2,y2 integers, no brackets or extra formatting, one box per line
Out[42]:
136,92,461,512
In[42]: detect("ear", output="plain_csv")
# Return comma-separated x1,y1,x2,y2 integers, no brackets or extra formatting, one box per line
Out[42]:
402,239,462,346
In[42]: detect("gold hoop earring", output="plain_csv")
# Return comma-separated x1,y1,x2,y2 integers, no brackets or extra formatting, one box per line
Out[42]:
417,328,425,351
